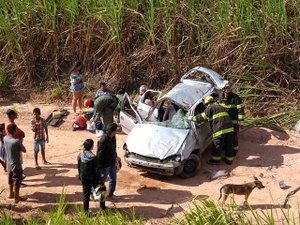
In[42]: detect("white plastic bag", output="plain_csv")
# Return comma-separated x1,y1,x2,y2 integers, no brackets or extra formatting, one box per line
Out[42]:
93,184,108,202
96,129,104,138
86,121,96,133
295,120,300,132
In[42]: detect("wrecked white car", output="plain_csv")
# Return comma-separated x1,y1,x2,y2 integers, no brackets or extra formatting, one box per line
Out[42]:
119,66,228,178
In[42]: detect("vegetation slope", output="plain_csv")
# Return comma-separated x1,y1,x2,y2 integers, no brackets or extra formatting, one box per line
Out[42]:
0,0,300,128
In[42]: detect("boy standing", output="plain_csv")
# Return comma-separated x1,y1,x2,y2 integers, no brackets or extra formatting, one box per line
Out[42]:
77,139,105,214
31,108,49,169
4,123,27,203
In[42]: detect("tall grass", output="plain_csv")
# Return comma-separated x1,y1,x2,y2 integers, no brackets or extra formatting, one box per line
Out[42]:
261,0,288,36
0,0,299,126
0,65,6,87
0,4,15,51
213,0,231,30
233,0,254,36
174,199,300,225
59,0,79,26
1,195,300,224
0,212,15,225
292,0,300,40
159,0,176,52
0,192,143,225
99,0,123,44
125,0,139,10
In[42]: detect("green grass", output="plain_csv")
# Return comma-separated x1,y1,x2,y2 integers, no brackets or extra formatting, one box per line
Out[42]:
174,199,300,225
0,191,143,225
0,66,6,87
0,0,299,127
2,195,299,225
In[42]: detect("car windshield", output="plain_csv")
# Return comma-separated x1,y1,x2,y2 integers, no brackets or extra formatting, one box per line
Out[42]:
150,109,191,129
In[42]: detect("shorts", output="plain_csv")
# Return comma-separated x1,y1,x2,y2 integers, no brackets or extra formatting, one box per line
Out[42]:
8,169,23,187
33,139,45,153
70,82,84,92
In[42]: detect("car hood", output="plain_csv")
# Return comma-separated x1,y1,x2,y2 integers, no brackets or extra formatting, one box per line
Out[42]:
126,123,190,160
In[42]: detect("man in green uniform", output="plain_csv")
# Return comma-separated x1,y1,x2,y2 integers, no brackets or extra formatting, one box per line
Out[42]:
92,95,119,131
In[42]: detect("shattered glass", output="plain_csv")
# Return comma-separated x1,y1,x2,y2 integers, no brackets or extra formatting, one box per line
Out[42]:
151,109,191,129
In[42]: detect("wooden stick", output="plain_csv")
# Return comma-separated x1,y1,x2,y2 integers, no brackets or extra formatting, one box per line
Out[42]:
283,186,300,208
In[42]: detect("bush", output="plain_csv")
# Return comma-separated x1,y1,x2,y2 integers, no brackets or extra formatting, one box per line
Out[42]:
0,66,7,88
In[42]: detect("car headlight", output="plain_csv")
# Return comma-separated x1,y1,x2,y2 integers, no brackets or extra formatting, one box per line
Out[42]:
166,155,181,162
123,143,129,157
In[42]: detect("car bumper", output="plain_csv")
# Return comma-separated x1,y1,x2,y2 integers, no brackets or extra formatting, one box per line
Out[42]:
124,155,181,176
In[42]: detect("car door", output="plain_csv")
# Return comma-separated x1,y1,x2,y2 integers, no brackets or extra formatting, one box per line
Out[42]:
189,101,212,152
119,93,142,135
137,90,161,121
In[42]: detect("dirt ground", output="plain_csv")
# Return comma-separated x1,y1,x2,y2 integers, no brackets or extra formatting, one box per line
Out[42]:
1,100,300,224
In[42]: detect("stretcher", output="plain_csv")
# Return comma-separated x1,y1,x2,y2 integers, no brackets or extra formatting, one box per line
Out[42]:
46,109,68,126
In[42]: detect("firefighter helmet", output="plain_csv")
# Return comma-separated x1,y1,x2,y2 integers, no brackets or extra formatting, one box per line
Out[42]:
221,80,230,89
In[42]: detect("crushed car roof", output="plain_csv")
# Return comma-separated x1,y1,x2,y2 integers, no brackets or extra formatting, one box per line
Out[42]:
158,66,226,110
161,81,213,110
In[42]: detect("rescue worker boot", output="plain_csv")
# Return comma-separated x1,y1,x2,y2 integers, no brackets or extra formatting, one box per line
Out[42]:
207,159,221,165
223,158,233,165
233,150,238,156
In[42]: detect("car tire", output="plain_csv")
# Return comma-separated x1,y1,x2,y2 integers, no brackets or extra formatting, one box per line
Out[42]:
178,154,201,178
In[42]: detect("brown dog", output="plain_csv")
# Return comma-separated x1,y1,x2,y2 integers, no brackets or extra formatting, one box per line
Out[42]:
218,176,265,204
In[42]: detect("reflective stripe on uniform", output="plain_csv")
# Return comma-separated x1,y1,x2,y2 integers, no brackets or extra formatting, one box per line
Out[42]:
237,103,244,109
234,146,239,150
238,114,245,120
201,112,209,120
232,120,238,124
220,103,236,109
213,127,234,138
212,112,229,120
212,156,221,161
225,156,234,161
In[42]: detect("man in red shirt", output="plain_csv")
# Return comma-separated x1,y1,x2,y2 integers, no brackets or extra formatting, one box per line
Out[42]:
5,109,25,143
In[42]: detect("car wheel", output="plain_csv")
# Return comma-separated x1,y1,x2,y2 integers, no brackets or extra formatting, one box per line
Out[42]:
179,154,201,178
